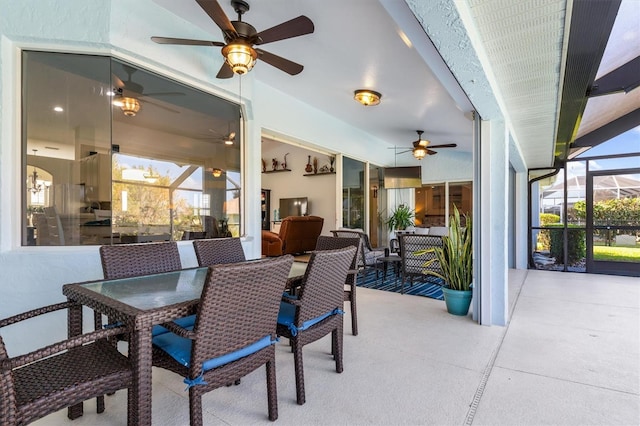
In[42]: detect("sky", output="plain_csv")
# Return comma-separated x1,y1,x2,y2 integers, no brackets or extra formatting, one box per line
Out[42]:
574,125,640,171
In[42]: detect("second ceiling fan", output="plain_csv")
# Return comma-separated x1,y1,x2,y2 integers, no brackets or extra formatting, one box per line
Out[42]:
151,0,315,78
394,130,457,160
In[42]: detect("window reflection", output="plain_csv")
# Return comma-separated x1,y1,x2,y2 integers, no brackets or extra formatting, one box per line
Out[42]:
22,51,242,246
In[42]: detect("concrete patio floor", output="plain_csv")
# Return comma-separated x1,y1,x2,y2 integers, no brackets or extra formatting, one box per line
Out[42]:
34,269,639,425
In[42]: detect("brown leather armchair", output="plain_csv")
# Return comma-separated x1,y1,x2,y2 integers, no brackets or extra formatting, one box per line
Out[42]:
262,215,324,256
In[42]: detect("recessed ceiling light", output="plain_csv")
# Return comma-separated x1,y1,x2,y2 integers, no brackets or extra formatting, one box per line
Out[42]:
53,106,64,112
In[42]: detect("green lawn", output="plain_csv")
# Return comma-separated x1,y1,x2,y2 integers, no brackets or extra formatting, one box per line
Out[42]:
593,245,640,262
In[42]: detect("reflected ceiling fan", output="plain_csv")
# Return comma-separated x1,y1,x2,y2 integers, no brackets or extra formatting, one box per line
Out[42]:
197,128,237,145
151,0,314,78
112,64,184,116
391,130,457,160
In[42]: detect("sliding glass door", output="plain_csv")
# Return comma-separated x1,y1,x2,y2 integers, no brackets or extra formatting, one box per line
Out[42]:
586,168,640,275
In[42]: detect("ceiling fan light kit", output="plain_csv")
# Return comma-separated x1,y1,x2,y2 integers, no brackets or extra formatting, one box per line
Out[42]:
119,97,141,117
211,168,223,177
222,40,257,74
413,146,428,160
354,89,381,106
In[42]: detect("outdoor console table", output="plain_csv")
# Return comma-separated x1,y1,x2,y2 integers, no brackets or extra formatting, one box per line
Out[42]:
63,262,306,425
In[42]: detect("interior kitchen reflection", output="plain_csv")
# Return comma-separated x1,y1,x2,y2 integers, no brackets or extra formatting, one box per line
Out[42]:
23,51,242,246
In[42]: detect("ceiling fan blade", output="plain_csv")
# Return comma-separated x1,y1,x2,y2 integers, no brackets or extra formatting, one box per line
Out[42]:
144,99,181,114
255,16,314,45
196,0,237,39
427,149,438,155
113,75,125,88
142,92,186,97
151,36,224,47
216,62,234,79
255,48,303,75
427,143,457,149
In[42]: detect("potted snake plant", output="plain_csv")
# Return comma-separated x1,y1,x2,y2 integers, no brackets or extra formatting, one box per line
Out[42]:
418,205,473,316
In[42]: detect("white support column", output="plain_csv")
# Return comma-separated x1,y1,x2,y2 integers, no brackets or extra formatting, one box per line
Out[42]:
479,119,509,326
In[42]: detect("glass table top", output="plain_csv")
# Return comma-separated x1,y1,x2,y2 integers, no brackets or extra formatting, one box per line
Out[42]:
80,267,209,310
77,261,308,311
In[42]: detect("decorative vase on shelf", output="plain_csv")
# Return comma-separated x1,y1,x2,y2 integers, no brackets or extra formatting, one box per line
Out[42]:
313,157,318,174
305,156,313,173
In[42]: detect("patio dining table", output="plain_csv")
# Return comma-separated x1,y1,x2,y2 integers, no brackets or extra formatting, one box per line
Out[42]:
62,260,308,426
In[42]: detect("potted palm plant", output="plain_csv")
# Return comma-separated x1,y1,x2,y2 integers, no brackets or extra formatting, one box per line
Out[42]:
385,204,415,232
419,205,473,316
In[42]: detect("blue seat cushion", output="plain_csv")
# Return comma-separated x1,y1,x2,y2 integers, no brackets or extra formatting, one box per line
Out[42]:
152,314,196,337
277,302,343,336
152,331,274,372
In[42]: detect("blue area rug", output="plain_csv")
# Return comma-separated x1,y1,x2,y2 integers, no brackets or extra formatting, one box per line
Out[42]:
357,268,444,300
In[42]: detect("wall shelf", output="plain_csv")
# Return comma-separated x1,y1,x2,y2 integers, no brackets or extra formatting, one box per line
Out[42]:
303,171,335,176
262,169,291,174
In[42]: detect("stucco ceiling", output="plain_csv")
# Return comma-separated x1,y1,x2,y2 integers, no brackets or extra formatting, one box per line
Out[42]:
152,0,476,167
151,0,589,169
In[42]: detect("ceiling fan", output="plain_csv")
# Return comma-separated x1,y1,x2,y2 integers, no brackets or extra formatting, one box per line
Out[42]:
198,128,237,145
392,130,457,160
151,0,314,78
112,65,184,115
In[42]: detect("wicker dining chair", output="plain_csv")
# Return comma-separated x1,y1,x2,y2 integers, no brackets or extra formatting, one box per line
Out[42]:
192,237,246,266
99,241,182,280
151,255,294,424
330,229,385,283
315,235,361,335
0,301,132,425
276,246,356,405
98,240,194,334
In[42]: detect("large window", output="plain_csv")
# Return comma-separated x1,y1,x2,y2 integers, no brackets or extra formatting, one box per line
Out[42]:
416,181,472,227
22,51,242,246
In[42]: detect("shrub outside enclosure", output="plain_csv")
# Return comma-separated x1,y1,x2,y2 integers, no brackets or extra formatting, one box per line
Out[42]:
538,213,561,250
547,223,586,264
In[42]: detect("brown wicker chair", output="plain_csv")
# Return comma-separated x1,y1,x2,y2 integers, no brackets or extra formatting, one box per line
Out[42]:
398,234,444,294
315,236,361,335
98,241,189,352
192,237,246,266
99,241,182,280
0,301,132,425
276,246,356,405
151,255,294,424
330,229,385,283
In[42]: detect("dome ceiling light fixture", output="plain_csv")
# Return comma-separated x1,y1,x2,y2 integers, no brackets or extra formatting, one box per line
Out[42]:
354,89,382,106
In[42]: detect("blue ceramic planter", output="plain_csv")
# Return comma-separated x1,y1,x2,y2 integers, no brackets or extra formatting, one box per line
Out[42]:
442,287,472,316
